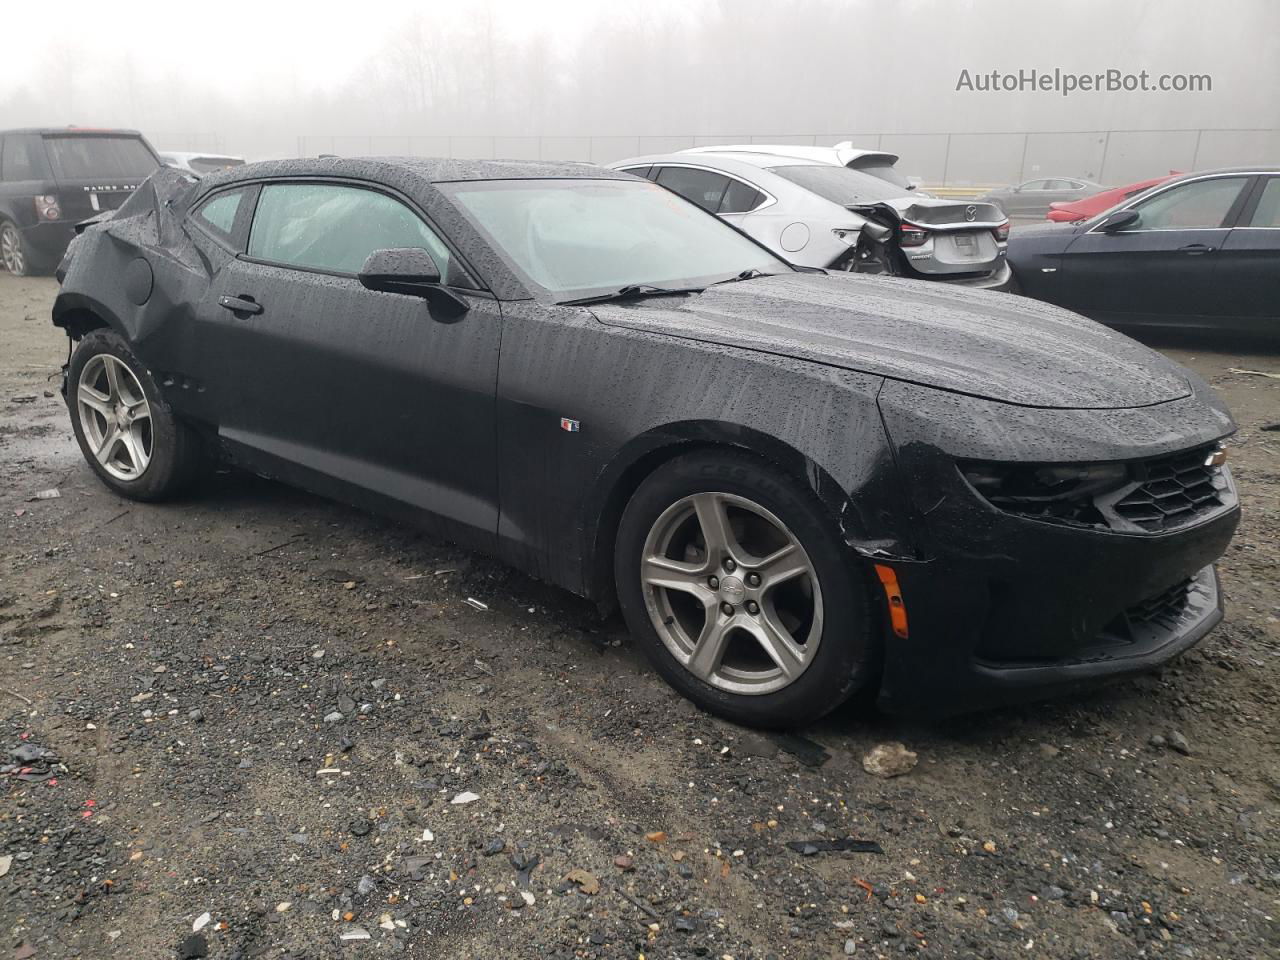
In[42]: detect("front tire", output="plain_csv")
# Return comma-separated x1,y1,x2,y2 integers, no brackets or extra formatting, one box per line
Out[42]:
615,450,878,728
1,221,36,277
67,329,204,501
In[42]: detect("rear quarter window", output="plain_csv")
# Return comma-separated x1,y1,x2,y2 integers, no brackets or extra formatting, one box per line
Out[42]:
1,134,52,181
192,188,249,242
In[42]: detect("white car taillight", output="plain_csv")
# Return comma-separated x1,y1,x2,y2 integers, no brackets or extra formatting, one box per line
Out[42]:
35,195,61,221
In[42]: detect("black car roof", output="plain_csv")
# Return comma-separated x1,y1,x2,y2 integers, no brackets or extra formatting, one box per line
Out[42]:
199,156,634,190
1164,166,1280,180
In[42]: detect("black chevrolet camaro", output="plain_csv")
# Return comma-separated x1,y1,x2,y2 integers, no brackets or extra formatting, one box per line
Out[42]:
51,158,1241,727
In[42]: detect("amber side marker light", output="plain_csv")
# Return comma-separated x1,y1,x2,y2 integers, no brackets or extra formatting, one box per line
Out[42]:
873,564,909,639
1205,447,1228,467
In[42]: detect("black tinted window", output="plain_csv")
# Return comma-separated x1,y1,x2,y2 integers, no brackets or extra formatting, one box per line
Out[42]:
655,167,731,212
1,134,51,181
43,136,158,181
767,164,900,204
719,178,766,214
1132,177,1247,229
248,182,466,283
1248,178,1280,228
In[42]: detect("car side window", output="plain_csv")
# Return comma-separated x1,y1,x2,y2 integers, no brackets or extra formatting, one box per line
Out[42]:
1,134,48,181
1132,177,1248,230
192,188,247,241
619,165,651,180
1020,180,1047,191
719,178,767,214
248,182,469,285
1247,178,1280,227
655,167,731,213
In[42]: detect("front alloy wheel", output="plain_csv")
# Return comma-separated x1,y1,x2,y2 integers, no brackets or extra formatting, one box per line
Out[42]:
615,450,876,728
641,492,823,695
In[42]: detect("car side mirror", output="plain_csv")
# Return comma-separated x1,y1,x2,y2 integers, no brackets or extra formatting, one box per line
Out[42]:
1100,208,1140,233
358,248,468,320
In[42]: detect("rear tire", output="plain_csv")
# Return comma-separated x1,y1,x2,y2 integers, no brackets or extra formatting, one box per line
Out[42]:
615,449,878,728
67,329,205,501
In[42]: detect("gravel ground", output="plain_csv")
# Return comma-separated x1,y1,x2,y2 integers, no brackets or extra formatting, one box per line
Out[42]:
1,272,1277,960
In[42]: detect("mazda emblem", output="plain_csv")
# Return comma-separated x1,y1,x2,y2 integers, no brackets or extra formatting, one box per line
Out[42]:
965,205,978,221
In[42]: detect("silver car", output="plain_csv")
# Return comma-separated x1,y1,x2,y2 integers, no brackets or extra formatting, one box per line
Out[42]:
157,151,246,178
611,150,1011,289
980,177,1105,218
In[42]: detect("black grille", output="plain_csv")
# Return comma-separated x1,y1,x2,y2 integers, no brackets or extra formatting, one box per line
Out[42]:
1113,446,1226,533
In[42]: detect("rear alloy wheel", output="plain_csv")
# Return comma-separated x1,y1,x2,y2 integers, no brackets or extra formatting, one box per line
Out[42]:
1,221,30,276
77,354,154,481
616,450,877,728
67,329,205,501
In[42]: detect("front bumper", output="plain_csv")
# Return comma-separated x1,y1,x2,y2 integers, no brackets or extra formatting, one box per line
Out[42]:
870,378,1240,717
876,546,1232,717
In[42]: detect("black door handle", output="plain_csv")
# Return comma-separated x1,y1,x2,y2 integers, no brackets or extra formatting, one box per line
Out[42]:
218,294,263,315
1177,243,1215,255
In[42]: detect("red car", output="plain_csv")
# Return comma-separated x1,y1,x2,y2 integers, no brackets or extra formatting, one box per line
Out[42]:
1045,172,1183,223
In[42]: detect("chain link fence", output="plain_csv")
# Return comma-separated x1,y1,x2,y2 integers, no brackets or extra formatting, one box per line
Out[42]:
297,129,1279,188
170,129,1278,188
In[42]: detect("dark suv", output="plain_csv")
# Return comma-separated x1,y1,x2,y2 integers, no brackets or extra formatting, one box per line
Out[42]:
0,128,160,276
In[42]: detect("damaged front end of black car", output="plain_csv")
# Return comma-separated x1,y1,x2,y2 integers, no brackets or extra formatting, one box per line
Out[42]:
49,159,1241,725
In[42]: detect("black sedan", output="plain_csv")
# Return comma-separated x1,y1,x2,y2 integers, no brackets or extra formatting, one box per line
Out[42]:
51,158,1240,726
1008,167,1280,338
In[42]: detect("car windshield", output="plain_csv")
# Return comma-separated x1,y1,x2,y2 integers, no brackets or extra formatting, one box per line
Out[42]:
441,178,789,301
768,164,903,205
42,135,158,181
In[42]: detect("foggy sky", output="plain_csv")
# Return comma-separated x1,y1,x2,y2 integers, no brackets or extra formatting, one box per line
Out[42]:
2,0,1276,166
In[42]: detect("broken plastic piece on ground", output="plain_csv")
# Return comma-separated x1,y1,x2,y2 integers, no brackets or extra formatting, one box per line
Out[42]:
465,597,489,611
765,732,830,767
785,837,884,856
29,488,60,501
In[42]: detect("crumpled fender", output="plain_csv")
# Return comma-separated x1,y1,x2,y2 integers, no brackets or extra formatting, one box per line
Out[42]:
53,168,206,349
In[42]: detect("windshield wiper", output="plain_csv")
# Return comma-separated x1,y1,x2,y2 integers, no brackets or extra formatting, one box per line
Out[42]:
558,284,704,307
710,268,774,286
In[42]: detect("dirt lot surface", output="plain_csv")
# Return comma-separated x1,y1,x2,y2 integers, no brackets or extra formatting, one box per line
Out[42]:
1,272,1277,960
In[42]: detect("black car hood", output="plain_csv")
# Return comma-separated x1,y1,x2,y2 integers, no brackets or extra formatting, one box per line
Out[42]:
590,273,1191,410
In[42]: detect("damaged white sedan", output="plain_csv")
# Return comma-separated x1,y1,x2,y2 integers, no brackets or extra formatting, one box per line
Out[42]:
612,147,1011,290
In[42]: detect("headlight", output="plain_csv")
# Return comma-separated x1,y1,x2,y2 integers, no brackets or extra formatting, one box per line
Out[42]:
962,461,1129,526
